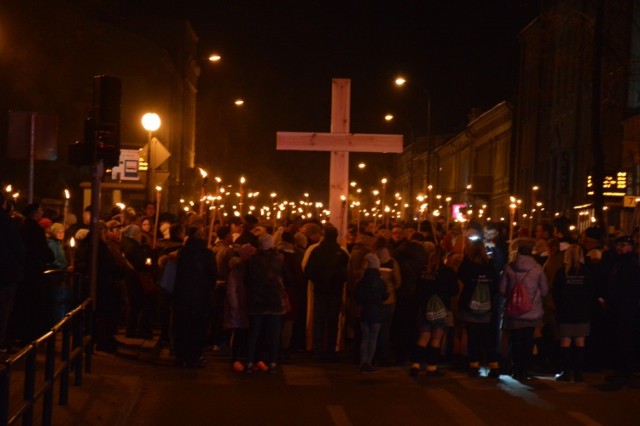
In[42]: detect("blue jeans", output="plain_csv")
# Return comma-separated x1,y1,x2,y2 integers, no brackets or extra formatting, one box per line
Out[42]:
360,322,382,365
247,314,282,364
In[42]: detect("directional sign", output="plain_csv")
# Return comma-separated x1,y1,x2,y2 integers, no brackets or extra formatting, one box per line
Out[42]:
141,137,171,169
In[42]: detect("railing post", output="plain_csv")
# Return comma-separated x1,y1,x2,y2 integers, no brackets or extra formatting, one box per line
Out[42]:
0,365,9,426
85,302,93,373
72,309,83,386
43,337,56,426
60,321,70,405
23,347,36,426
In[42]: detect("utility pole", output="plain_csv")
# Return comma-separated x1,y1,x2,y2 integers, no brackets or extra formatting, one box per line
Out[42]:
592,0,606,230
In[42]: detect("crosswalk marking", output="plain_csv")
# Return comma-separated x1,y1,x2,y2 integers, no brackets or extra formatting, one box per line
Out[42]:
327,405,353,426
425,388,488,425
566,410,603,426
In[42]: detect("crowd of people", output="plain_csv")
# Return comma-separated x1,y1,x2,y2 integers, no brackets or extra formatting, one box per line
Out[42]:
1,191,639,385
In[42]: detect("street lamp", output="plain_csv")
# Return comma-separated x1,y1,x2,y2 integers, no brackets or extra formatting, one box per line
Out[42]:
395,76,432,193
142,112,161,201
239,176,246,216
381,178,389,230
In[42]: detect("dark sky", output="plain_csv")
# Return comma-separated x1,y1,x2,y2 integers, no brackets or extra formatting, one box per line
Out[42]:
131,1,540,200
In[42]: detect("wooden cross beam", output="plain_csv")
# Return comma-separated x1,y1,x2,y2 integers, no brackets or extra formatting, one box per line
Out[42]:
277,78,403,245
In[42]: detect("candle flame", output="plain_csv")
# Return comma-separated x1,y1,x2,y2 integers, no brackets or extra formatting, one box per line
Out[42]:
70,237,75,248
155,186,162,191
64,189,70,199
198,168,208,178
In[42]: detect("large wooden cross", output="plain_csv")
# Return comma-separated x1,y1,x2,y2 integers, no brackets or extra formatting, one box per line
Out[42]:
277,78,403,245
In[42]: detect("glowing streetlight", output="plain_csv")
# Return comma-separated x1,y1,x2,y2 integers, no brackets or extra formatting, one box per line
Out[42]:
208,53,222,62
142,113,161,200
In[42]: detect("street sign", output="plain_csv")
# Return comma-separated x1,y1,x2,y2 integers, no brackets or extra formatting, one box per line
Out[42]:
111,149,140,181
141,137,171,169
623,195,640,208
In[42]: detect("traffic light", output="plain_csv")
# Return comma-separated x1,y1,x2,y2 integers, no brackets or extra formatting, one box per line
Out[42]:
69,75,121,167
68,117,97,166
92,75,121,168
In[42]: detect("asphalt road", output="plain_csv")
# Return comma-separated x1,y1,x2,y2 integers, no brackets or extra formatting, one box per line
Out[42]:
68,347,640,426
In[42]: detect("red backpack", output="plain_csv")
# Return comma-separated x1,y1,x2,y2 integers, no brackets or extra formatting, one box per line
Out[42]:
506,269,533,317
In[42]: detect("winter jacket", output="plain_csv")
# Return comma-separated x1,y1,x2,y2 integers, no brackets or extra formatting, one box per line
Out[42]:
499,254,548,321
224,260,249,329
553,265,594,324
457,257,498,323
46,238,68,270
304,241,349,297
355,268,388,323
416,262,459,323
174,238,217,313
245,249,286,315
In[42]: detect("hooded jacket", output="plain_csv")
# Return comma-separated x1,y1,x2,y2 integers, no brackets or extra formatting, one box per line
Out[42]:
499,254,548,321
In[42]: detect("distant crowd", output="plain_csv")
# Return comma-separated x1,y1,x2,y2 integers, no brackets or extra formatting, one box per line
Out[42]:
1,192,639,385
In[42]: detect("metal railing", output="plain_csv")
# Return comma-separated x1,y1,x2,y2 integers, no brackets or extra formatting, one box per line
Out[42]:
0,273,94,426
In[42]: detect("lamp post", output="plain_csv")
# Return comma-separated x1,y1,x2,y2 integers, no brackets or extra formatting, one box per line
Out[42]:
509,196,516,242
530,185,539,231
372,189,380,230
381,178,389,230
395,76,432,194
141,113,161,201
239,176,246,216
153,186,162,249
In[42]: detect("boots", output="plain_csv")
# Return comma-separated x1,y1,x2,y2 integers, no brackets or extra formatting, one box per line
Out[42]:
573,347,585,382
425,346,443,376
555,347,572,382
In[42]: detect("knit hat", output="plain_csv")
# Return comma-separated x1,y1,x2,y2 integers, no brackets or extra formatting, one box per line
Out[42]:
364,253,380,269
50,222,65,235
39,217,52,229
123,224,141,239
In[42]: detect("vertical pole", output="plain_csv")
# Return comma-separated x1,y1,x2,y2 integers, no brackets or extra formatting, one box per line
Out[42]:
28,113,36,204
329,79,351,247
592,0,606,230
89,160,103,313
148,132,154,202
43,337,55,426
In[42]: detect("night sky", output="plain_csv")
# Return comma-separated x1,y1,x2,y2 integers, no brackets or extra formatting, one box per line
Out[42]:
127,1,540,200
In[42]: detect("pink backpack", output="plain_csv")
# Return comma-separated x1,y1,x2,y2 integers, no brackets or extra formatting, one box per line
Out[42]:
506,270,533,317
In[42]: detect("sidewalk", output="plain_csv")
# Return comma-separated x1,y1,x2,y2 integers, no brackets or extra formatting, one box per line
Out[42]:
3,332,169,426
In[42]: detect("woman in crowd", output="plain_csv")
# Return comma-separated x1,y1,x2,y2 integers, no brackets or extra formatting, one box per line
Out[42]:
244,233,287,373
355,253,388,373
173,226,217,368
553,244,594,382
375,244,401,366
410,246,458,377
499,238,548,381
457,239,500,378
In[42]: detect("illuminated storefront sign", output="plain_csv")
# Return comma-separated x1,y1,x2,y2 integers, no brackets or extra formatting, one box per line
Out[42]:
586,172,626,197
